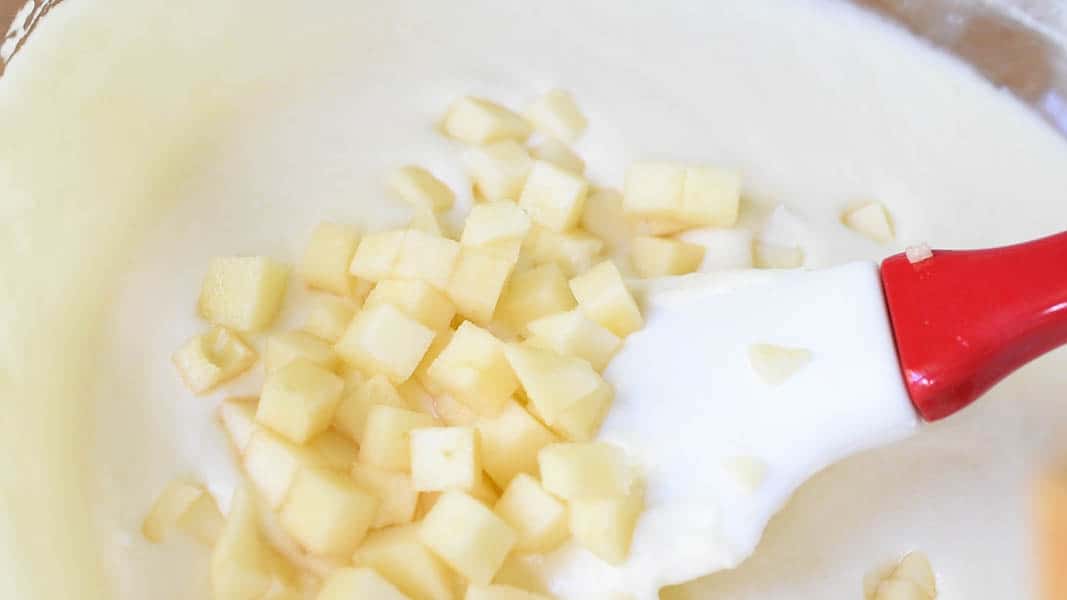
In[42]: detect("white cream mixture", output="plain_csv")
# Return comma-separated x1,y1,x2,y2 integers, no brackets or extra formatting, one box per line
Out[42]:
3,0,1067,599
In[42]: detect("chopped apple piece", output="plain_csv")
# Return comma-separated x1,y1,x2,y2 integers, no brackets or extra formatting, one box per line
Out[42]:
680,227,753,271
426,322,518,416
906,243,934,264
477,400,558,489
530,138,584,174
432,393,479,427
538,442,635,500
518,161,588,232
446,246,517,325
394,229,462,290
218,397,259,455
491,557,551,596
753,242,804,269
142,479,223,546
409,204,447,237
569,484,644,565
722,456,768,493
398,378,436,415
525,310,620,372
418,491,518,585
496,263,577,333
257,359,344,444
243,428,325,508
470,472,502,506
359,405,437,471
334,374,408,443
525,89,587,142
307,430,359,471
444,96,532,145
301,223,362,296
319,567,410,600
278,466,378,557
680,166,741,227
494,474,568,553
414,328,454,391
504,344,612,441
623,162,686,221
580,188,632,251
521,225,603,277
173,326,257,394
466,584,552,600
894,552,937,597
748,343,813,385
631,217,690,236
354,525,456,600
873,579,934,600
199,256,290,332
303,295,356,343
411,427,480,492
465,140,534,202
568,261,643,337
365,279,456,332
212,485,296,600
629,235,705,278
351,463,419,529
349,230,406,283
623,162,740,229
865,552,938,600
843,202,895,244
388,165,456,212
264,330,341,374
461,201,533,247
335,303,436,383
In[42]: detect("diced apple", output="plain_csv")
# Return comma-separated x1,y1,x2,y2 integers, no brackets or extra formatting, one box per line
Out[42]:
504,344,612,441
466,584,552,600
444,97,532,145
218,397,259,455
351,463,419,529
414,328,454,392
411,427,480,492
518,161,588,232
334,374,408,443
418,491,518,585
388,165,456,212
335,303,436,383
464,141,534,202
538,442,635,500
142,479,223,545
477,400,558,489
199,256,290,332
426,322,518,416
394,229,462,290
349,230,406,283
365,279,456,332
525,310,621,372
580,188,632,251
894,552,936,597
301,223,362,296
446,246,517,325
303,295,356,343
530,138,584,174
243,428,325,508
679,227,753,271
874,579,934,600
409,204,447,237
307,430,360,471
569,484,644,564
359,405,437,471
755,205,806,269
494,474,568,553
525,89,587,142
748,343,812,385
173,326,257,395
264,331,341,374
278,466,378,557
212,485,296,600
568,260,643,337
753,242,804,269
843,202,895,244
470,472,502,507
521,225,603,277
461,201,533,247
496,263,577,333
722,456,768,493
319,567,410,600
491,557,551,596
629,235,705,278
257,359,344,444
623,162,686,221
354,525,456,600
432,393,479,427
680,166,741,227
631,217,691,236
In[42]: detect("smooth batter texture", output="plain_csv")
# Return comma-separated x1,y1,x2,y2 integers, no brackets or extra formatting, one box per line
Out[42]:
3,0,1067,599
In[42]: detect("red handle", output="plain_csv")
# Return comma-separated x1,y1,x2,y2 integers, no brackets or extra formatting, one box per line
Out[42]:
881,231,1067,422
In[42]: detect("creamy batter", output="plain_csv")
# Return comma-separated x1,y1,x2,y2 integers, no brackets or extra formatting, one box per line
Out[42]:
3,0,1067,599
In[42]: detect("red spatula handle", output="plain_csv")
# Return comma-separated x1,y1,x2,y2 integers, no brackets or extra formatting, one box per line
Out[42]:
881,231,1067,422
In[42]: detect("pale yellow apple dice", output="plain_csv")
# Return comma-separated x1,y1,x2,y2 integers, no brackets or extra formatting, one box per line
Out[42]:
490,558,551,597
629,235,705,278
753,242,804,269
303,295,356,343
843,202,895,243
319,567,411,600
426,321,518,415
544,378,612,442
530,138,584,174
334,374,408,443
580,188,632,251
301,222,361,296
264,330,341,374
526,310,621,371
307,430,359,471
521,225,603,277
447,246,517,325
354,525,456,600
351,463,418,529
464,140,534,202
349,229,406,282
393,229,462,290
199,256,290,332
496,263,577,332
461,201,532,247
466,584,552,600
569,260,643,337
398,379,436,415
365,279,456,332
359,405,437,471
894,552,937,597
212,485,297,600
409,204,447,237
477,400,558,489
874,579,934,600
172,326,257,394
538,442,634,500
623,162,686,221
257,359,344,444
388,165,456,212
748,343,812,385
410,427,480,492
722,456,768,493
470,472,502,506
518,161,588,232
218,397,259,455
414,328,453,391
243,427,325,508
631,217,691,236
418,491,518,585
278,466,378,557
569,484,644,565
525,89,587,142
680,166,741,227
335,303,436,382
142,479,223,546
433,393,479,426
494,474,568,553
444,96,532,144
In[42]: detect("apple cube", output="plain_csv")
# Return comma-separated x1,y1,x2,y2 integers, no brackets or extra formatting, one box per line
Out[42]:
894,552,937,597
629,235,705,278
411,427,480,492
518,161,588,232
569,485,644,564
199,256,290,332
525,310,621,372
538,442,635,500
496,264,577,333
349,229,406,283
335,303,436,382
359,405,437,471
350,463,418,529
447,246,517,325
307,430,359,471
243,427,324,508
753,242,804,269
525,89,587,142
631,217,691,236
874,580,934,600
530,138,584,174
409,204,448,238
173,326,257,394
365,279,456,332
477,400,558,489
464,140,534,202
264,330,341,374
142,479,222,545
398,379,437,415
354,525,456,600
418,491,518,585
843,202,895,244
301,222,362,296
426,322,518,415
319,567,410,600
580,188,632,251
461,201,532,247
414,328,453,391
470,472,502,506
504,344,612,441
256,358,344,444
212,485,296,600
466,584,552,600
722,456,768,494
218,397,259,455
433,393,479,427
569,260,643,337
444,96,532,145
521,225,603,277
623,162,686,221
334,374,408,443
494,474,568,553
679,227,753,271
278,466,378,557
490,558,551,596
394,229,462,290
680,166,741,227
303,295,356,343
388,165,456,212
748,343,812,385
